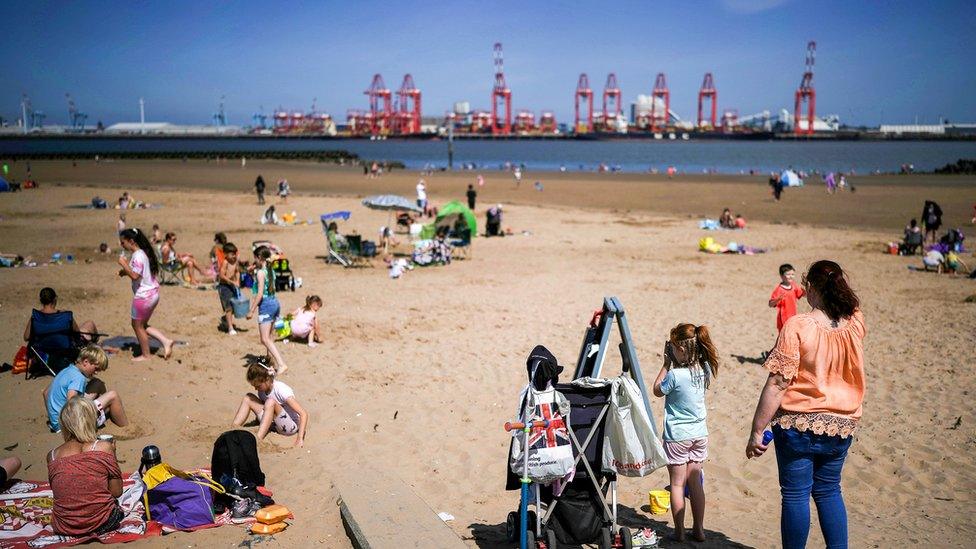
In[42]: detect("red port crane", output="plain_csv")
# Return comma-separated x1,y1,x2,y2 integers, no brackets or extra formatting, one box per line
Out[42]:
491,42,512,135
539,110,557,134
698,73,717,129
574,73,594,133
651,72,670,133
364,74,393,135
602,73,621,131
395,74,422,135
794,41,816,135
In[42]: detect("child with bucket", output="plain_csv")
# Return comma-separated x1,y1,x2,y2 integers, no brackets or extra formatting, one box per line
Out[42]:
652,323,720,543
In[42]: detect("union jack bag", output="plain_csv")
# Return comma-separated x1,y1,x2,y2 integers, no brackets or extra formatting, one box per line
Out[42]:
510,387,574,484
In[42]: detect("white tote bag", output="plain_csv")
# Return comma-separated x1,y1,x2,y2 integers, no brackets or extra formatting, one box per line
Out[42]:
603,375,668,477
510,387,575,485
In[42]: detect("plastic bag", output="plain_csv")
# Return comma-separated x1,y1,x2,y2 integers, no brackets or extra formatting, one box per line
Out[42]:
510,387,574,485
603,375,667,477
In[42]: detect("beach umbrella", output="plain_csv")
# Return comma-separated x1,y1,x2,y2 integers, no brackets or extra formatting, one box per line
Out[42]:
362,195,422,253
320,210,352,222
361,194,421,213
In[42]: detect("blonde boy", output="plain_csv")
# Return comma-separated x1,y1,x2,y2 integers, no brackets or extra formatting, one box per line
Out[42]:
43,345,128,432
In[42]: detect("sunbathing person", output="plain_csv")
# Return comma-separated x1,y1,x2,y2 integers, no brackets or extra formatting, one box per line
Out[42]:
719,208,734,229
47,396,124,537
1,455,21,488
160,232,213,284
24,287,99,367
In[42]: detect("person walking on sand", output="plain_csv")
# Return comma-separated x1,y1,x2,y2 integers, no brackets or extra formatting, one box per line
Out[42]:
747,260,865,549
466,184,477,210
247,246,288,375
416,178,427,212
117,228,174,361
513,166,522,188
254,175,266,205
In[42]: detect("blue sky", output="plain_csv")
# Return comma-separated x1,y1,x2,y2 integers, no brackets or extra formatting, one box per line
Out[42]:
3,0,974,127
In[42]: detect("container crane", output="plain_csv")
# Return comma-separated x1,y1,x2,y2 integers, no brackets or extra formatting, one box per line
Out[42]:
213,95,227,126
794,41,816,135
395,74,422,135
65,93,88,131
601,73,622,131
491,42,512,135
539,110,557,134
21,94,45,132
650,73,669,133
697,73,717,129
252,106,268,128
574,73,594,133
365,74,393,135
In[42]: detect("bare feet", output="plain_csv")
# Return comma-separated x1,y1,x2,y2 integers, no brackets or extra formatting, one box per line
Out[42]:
131,355,149,362
276,364,288,376
162,340,173,360
692,529,706,542
673,528,685,543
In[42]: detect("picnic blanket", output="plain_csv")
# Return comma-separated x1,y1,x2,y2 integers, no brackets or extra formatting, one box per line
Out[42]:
0,469,252,549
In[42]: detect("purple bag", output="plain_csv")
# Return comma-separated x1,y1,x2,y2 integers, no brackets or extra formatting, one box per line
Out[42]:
147,475,216,529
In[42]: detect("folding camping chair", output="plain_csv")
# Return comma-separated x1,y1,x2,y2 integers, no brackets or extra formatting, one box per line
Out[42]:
155,245,188,285
344,235,374,268
450,228,472,260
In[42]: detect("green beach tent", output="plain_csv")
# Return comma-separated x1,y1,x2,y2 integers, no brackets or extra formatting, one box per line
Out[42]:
419,200,477,240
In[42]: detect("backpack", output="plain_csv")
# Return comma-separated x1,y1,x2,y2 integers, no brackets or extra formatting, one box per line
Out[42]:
211,430,265,489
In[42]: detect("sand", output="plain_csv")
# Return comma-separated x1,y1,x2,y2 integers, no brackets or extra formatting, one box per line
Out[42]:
0,160,974,548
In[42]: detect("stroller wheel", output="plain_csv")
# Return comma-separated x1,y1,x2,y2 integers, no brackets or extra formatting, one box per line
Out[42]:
505,511,518,542
544,528,557,549
618,526,632,549
526,529,536,548
598,526,613,549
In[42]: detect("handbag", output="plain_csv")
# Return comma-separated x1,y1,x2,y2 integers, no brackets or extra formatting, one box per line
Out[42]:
143,463,224,529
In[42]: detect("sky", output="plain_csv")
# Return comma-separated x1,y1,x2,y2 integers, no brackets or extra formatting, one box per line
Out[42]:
3,0,975,127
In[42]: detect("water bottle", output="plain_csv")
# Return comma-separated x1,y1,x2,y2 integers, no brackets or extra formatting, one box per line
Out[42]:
762,430,774,445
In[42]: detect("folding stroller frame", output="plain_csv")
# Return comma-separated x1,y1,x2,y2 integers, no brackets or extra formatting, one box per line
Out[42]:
507,296,656,549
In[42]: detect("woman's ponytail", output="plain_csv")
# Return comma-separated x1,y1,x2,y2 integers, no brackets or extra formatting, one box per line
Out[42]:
804,260,859,321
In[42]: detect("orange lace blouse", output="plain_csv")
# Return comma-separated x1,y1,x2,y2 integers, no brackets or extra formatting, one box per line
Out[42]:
763,310,866,438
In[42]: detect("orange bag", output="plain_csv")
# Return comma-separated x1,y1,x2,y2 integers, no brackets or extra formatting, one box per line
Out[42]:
12,347,28,375
250,521,287,535
254,504,290,525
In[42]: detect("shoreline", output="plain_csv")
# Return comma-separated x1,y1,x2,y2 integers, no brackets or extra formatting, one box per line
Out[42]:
7,159,975,233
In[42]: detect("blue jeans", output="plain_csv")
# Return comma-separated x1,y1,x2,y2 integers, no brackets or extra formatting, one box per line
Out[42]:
773,425,853,549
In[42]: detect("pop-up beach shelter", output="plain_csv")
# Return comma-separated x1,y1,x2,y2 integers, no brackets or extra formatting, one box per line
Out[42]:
420,200,477,239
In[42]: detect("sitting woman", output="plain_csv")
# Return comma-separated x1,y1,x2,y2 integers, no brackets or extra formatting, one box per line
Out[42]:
378,226,400,250
719,208,734,229
901,219,923,255
160,232,213,285
24,287,98,365
327,222,348,249
47,396,124,537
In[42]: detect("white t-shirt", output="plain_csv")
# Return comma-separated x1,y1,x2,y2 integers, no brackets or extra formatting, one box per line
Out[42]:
416,181,426,201
924,250,944,266
259,380,299,423
129,249,160,299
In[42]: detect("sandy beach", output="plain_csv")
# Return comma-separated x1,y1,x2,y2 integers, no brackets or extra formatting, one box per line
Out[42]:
0,160,974,548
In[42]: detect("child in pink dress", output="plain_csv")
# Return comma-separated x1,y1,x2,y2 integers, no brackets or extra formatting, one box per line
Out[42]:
289,295,322,347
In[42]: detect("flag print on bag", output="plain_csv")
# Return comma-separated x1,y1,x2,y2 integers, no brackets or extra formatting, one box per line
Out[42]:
510,387,575,485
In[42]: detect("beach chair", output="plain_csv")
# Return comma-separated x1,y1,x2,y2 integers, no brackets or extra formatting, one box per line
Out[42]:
345,235,375,268
155,245,188,285
321,219,352,267
25,310,104,379
451,228,472,260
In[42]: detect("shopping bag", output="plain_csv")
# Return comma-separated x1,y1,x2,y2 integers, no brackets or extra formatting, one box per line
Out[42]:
510,387,574,485
603,375,667,477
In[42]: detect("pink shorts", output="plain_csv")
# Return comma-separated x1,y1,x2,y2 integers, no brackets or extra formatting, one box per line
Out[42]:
131,293,159,321
664,437,708,465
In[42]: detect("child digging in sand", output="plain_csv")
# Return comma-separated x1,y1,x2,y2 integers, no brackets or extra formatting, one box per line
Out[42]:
217,242,242,335
117,228,174,361
289,295,323,347
43,345,128,433
233,360,308,448
653,323,720,543
247,246,288,374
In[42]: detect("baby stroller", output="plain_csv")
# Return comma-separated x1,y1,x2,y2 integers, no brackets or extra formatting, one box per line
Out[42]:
251,241,297,291
505,347,633,549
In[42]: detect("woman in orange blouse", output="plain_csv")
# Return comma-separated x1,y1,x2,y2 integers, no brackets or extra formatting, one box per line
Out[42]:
746,260,865,549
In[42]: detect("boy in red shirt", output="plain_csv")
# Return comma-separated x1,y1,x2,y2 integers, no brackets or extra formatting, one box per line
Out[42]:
769,263,805,332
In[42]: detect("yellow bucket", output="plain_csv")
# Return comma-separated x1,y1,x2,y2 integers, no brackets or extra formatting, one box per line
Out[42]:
649,490,671,515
